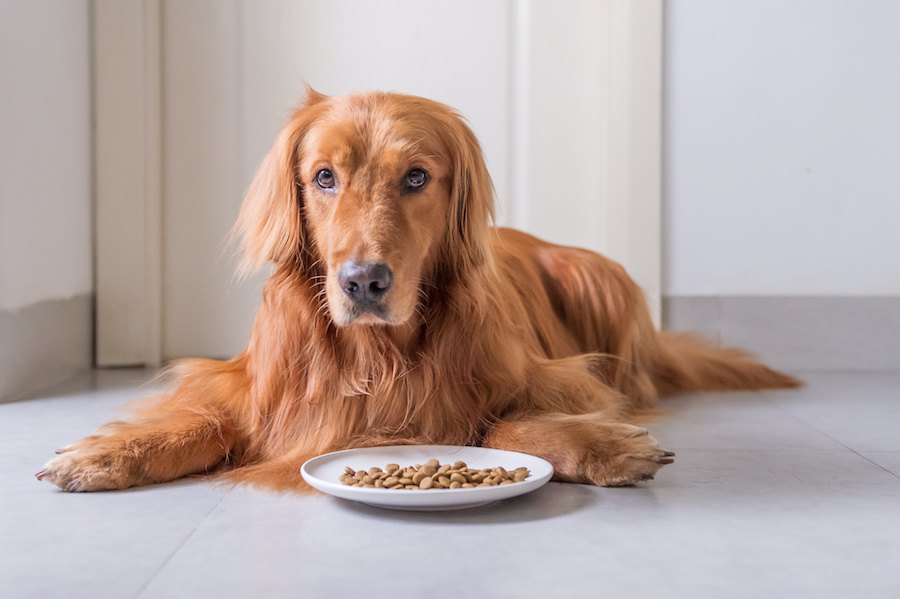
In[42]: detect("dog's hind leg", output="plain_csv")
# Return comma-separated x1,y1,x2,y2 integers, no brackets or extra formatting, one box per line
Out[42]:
537,243,799,405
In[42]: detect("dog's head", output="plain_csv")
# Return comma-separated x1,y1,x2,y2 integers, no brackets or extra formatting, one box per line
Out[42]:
235,89,494,327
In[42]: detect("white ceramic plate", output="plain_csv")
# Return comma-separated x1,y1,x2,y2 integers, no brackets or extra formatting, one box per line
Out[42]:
301,445,554,511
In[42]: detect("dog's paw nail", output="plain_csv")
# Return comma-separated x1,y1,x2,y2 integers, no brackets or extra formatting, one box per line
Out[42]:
64,481,80,493
662,451,675,457
35,469,47,481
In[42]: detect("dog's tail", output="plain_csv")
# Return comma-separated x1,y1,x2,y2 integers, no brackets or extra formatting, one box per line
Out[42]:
651,331,802,395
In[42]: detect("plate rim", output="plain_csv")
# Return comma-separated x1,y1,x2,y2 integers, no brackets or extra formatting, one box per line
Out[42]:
301,444,554,498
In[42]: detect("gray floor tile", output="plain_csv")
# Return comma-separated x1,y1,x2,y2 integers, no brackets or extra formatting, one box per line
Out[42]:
651,388,842,451
140,449,900,599
0,370,227,599
0,480,227,599
770,372,900,451
2,369,899,599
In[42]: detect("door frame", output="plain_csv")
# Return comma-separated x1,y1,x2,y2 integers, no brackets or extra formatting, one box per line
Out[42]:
93,0,162,366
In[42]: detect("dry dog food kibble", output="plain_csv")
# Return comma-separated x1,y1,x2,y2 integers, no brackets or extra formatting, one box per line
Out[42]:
338,460,530,489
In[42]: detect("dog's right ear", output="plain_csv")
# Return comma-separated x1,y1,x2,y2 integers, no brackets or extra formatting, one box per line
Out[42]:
232,90,326,275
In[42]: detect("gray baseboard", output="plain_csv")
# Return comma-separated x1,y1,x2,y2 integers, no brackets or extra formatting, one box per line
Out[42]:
0,294,93,403
663,296,900,372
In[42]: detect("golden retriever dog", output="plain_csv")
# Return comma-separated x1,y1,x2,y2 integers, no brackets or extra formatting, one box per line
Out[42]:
37,90,798,493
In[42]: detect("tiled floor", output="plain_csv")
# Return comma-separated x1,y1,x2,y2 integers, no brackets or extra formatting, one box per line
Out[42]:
2,369,899,598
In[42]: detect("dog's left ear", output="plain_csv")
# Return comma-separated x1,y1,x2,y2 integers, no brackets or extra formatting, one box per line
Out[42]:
232,90,326,274
441,112,496,277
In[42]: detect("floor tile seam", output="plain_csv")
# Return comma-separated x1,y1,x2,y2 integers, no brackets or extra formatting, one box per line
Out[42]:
765,395,900,480
849,452,900,481
132,490,230,599
763,392,859,449
659,390,856,454
788,369,900,374
664,446,853,453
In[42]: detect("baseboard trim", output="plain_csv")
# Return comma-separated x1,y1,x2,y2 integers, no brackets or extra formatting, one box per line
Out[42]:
0,294,93,402
663,296,900,372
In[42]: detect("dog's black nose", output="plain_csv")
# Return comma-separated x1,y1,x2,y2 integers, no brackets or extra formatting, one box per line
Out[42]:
339,262,393,304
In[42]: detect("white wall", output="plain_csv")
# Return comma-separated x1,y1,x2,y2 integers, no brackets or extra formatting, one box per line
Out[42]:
665,0,900,297
0,0,92,311
0,0,93,401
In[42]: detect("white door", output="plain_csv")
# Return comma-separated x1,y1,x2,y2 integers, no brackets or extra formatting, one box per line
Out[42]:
94,0,662,365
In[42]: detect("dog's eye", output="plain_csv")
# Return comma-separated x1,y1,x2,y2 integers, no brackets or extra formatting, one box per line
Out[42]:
405,169,428,191
315,169,336,191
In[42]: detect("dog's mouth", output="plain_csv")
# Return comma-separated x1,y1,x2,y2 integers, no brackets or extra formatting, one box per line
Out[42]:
326,291,400,327
329,292,423,328
344,302,392,325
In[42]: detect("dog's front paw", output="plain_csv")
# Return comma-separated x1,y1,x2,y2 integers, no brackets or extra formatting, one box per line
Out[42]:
36,437,131,492
586,424,675,487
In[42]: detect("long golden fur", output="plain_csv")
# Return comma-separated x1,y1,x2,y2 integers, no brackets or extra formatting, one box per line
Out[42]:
37,90,799,493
